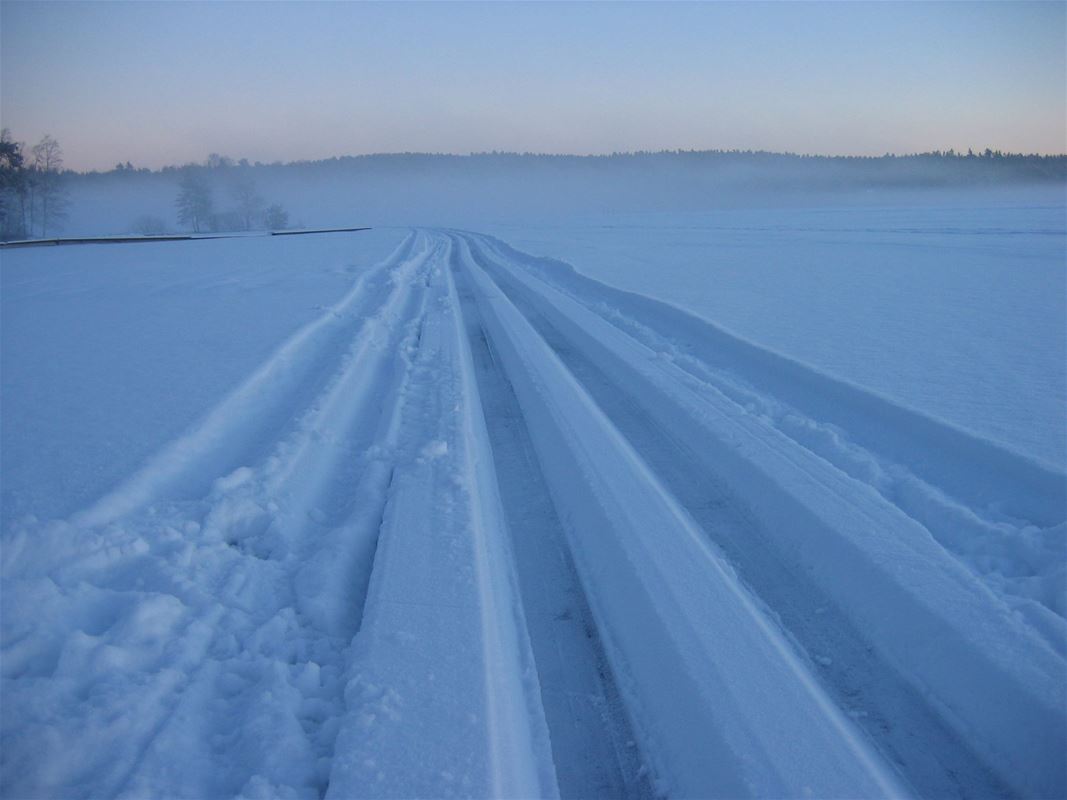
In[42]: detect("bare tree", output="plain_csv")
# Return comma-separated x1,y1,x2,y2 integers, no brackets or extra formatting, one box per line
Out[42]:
230,173,264,230
30,135,69,237
176,169,214,232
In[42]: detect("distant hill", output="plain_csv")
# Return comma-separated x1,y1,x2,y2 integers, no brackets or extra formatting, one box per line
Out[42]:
77,149,1067,184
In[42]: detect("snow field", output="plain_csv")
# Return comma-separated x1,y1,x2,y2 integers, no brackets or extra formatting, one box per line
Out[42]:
1,229,409,526
489,203,1067,469
2,227,1065,799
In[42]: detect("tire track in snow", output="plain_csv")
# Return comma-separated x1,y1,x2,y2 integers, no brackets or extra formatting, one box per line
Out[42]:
1,235,439,799
475,264,1008,798
72,231,422,529
115,238,441,799
459,230,1066,800
468,234,1064,522
325,239,558,798
454,233,908,799
449,240,653,800
468,232,1066,631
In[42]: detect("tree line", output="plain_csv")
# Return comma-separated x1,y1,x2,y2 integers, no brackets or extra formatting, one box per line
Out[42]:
5,137,1064,241
0,129,70,240
1,132,292,240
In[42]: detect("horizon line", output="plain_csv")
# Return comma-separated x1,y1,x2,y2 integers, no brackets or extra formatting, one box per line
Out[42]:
64,147,1067,176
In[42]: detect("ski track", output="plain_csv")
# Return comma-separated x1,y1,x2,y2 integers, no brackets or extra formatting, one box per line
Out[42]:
2,228,1065,799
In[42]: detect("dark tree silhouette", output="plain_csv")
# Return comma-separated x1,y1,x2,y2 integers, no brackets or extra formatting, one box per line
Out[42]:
0,129,28,240
265,203,289,230
176,169,214,232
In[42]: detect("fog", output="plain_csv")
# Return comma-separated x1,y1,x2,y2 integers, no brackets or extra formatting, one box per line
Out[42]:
59,151,1066,237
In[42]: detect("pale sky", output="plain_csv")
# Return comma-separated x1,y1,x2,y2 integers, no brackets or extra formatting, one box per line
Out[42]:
2,1,1064,171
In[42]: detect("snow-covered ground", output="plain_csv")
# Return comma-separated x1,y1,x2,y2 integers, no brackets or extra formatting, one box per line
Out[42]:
1,230,406,525
489,201,1067,468
2,219,1065,799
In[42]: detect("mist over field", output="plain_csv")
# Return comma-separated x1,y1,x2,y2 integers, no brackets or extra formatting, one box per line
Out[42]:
57,150,1067,234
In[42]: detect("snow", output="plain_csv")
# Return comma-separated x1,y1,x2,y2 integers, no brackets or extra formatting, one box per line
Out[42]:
1,229,407,527
488,200,1067,468
461,231,1064,796
2,214,1065,799
460,235,908,798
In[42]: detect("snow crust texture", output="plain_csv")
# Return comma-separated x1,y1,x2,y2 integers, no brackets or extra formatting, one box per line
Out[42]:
2,229,1065,799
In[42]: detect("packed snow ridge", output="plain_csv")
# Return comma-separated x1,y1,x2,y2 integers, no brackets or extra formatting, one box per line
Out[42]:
2,230,1065,799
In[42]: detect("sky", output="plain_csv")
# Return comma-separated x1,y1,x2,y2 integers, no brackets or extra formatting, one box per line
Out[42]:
1,1,1064,171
